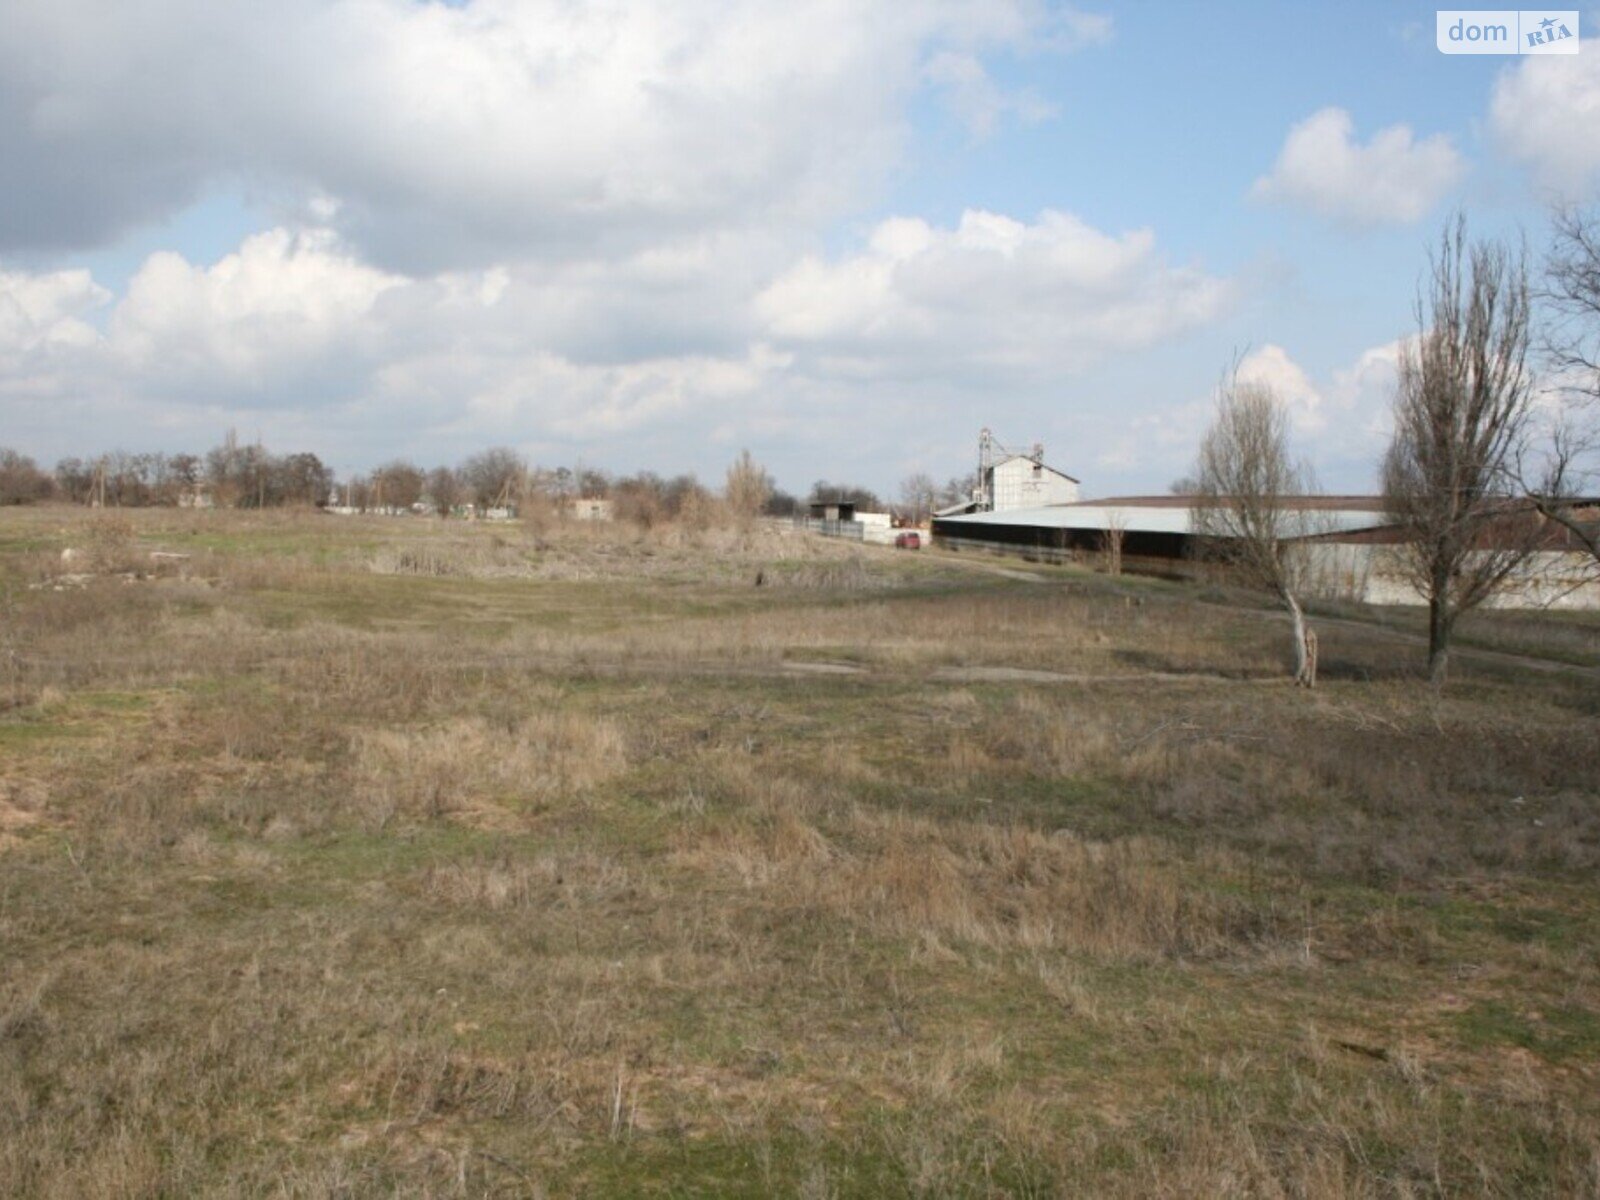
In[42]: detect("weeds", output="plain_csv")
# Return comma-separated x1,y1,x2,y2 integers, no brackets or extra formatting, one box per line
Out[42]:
0,506,1596,1195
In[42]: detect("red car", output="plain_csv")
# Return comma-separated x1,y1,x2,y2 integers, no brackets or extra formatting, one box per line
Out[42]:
894,530,922,550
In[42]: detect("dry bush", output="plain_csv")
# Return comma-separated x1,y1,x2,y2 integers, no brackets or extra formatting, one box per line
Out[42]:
368,535,533,579
76,761,215,856
935,681,1600,881
1084,1046,1600,1198
674,486,726,534
671,762,1276,960
780,558,884,592
82,514,138,572
351,711,627,826
825,812,1273,959
263,622,475,721
419,848,655,913
374,1045,575,1126
361,517,871,586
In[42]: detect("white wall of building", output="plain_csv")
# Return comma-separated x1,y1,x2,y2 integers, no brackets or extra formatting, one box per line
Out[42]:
856,511,896,543
991,458,1079,511
1304,544,1600,610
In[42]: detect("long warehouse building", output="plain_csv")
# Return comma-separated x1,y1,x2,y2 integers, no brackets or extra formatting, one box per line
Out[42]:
932,495,1600,609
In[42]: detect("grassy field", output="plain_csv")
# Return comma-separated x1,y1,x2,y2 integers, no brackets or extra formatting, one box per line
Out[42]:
2,507,1598,1197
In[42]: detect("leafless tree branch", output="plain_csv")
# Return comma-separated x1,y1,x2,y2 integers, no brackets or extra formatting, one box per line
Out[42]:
1383,215,1540,685
1191,362,1322,682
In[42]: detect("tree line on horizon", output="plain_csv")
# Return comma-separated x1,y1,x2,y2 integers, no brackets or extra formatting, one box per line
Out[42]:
0,433,966,528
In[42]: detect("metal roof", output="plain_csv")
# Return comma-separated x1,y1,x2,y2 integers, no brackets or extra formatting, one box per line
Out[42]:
991,454,1080,483
936,498,1394,539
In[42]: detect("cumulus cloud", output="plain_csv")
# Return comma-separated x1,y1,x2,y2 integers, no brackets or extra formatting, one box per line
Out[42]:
0,0,1108,268
1101,340,1407,494
1236,344,1324,432
110,229,403,398
1245,339,1405,468
1258,340,1407,486
0,267,108,354
1251,107,1464,226
0,201,1236,487
0,1,1146,486
1490,53,1600,196
756,208,1230,378
923,52,1058,137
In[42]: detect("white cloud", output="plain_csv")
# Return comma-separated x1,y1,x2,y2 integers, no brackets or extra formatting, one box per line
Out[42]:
0,1,1143,487
1242,340,1406,472
1252,107,1464,226
923,51,1058,137
110,229,402,390
1236,344,1324,432
1490,53,1600,196
756,208,1231,377
0,0,1107,267
0,268,112,435
1328,339,1404,436
1102,340,1407,495
0,203,1234,489
0,267,108,353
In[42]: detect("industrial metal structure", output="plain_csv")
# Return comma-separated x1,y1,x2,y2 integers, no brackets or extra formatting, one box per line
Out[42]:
938,429,1080,515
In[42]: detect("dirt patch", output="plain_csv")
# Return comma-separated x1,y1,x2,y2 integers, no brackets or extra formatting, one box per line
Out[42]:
781,660,867,676
932,665,1245,685
0,777,47,849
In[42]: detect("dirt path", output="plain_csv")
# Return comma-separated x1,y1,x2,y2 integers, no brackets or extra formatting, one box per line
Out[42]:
1285,608,1600,682
924,552,1050,584
929,665,1244,686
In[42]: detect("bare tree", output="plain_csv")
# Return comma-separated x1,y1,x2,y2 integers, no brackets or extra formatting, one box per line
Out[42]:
460,447,526,510
0,449,52,505
278,452,332,507
1545,205,1600,388
1099,509,1126,576
371,460,425,511
1521,206,1600,563
1191,371,1321,683
1522,418,1600,563
898,472,938,525
1384,216,1538,685
425,466,462,516
724,450,772,524
936,473,977,510
205,430,245,508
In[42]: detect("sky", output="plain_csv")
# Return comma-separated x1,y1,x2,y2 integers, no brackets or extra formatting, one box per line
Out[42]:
2,1,1598,498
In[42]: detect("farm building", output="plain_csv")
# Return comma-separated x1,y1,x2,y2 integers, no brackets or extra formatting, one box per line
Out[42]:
809,500,858,522
984,451,1080,512
937,430,1080,516
802,503,902,543
933,495,1600,610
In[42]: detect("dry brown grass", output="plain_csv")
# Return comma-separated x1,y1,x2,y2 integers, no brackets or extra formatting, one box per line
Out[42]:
365,515,883,587
352,711,628,827
670,764,1271,961
1,506,1597,1195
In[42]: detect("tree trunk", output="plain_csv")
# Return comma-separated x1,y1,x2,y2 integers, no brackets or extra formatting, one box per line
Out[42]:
1427,597,1451,685
1284,590,1307,681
